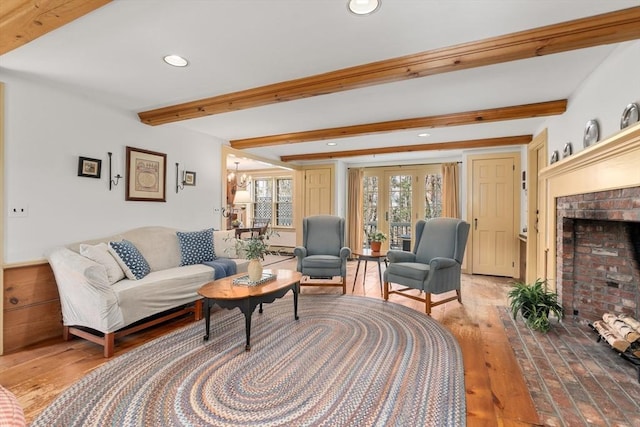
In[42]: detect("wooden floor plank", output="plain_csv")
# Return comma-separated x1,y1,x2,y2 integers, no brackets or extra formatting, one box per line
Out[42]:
480,307,542,426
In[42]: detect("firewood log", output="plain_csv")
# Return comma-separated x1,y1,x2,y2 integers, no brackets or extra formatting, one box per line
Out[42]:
603,313,640,343
593,320,630,352
617,314,640,334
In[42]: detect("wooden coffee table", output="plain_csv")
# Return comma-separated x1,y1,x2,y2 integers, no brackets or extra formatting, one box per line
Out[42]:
198,269,302,351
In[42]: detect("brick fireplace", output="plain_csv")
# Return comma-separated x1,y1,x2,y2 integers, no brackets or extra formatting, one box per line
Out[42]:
539,122,640,323
556,187,640,323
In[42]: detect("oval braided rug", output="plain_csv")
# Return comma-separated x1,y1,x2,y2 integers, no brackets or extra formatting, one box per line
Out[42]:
32,295,465,426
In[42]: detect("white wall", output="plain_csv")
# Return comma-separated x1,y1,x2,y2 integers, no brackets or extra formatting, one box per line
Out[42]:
519,40,640,232
2,72,225,263
537,40,640,160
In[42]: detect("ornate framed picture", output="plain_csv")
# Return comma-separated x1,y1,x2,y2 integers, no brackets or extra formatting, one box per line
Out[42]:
184,171,196,186
77,156,102,178
125,146,167,202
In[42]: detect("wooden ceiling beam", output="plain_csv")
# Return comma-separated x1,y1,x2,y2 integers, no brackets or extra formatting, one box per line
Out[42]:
138,7,640,126
230,100,565,149
280,135,533,162
0,0,111,55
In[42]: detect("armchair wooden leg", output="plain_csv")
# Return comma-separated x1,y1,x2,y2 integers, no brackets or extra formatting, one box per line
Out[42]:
383,281,389,300
425,293,432,316
456,289,462,304
342,276,346,295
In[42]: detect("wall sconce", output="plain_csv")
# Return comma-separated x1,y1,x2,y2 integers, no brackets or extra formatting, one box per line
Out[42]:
107,152,122,191
175,162,187,193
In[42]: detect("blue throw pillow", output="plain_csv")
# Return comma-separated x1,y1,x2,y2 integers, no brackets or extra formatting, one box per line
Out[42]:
108,240,151,280
176,228,215,266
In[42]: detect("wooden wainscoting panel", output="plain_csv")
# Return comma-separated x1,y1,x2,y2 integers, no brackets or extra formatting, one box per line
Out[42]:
3,301,62,353
3,262,62,353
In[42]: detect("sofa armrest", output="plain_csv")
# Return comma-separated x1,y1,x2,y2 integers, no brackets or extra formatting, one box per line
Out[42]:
47,247,124,332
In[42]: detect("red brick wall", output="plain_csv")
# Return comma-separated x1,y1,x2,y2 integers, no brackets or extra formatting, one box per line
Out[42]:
557,187,640,323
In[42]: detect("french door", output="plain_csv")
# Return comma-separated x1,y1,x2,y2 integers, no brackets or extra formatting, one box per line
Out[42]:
363,166,442,251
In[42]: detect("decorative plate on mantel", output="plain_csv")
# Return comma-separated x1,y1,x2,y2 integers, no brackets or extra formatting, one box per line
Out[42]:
583,119,599,148
620,103,639,129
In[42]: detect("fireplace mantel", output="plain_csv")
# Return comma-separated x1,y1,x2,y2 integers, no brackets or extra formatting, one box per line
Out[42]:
538,122,640,291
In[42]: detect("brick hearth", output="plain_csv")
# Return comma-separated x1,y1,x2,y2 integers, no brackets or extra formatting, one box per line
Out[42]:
557,187,640,323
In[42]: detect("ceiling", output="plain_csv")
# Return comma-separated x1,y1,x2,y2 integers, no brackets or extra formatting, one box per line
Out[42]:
2,0,640,171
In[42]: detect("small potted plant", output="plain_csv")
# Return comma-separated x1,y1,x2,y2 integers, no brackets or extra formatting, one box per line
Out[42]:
230,219,241,228
228,228,277,281
367,230,387,252
508,279,564,333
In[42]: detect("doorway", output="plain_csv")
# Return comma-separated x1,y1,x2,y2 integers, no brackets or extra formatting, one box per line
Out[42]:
363,165,442,251
467,152,520,277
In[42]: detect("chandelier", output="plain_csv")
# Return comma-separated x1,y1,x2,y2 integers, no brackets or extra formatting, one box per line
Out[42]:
227,161,251,191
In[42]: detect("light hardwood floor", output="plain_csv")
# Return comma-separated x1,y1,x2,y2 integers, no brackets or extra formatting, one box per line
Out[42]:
0,257,541,426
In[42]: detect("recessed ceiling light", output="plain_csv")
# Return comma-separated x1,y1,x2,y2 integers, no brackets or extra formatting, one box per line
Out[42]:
418,132,431,137
347,0,381,16
163,55,189,67
327,142,337,146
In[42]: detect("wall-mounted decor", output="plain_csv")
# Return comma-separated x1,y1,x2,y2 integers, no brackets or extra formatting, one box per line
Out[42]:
583,119,599,148
562,142,573,158
550,150,560,164
77,156,101,178
184,171,196,186
620,103,639,129
125,146,166,202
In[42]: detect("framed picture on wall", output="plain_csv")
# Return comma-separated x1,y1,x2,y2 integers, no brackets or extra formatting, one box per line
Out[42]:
77,156,102,178
184,171,196,186
125,146,167,202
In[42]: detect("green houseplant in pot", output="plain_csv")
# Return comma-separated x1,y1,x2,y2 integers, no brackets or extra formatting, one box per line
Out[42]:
367,231,387,252
508,279,564,333
230,228,277,282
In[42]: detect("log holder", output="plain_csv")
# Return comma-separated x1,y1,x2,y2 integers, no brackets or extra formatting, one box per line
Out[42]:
589,323,640,384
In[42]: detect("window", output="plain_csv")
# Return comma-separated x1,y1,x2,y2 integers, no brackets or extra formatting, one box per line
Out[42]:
252,177,293,227
361,165,443,250
424,173,442,219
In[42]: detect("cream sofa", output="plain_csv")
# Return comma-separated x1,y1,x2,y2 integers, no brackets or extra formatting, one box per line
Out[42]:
47,226,247,357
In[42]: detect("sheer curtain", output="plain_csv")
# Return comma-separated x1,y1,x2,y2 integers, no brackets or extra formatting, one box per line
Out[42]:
442,162,460,218
347,168,364,253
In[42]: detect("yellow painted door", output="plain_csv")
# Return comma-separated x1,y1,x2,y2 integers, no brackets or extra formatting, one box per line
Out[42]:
304,167,332,216
471,156,516,276
535,143,547,282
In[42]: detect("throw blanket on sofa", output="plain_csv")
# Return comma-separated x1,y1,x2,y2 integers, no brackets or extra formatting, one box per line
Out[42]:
202,259,237,279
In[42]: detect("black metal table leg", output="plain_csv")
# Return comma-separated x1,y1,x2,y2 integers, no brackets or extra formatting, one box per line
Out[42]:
203,298,211,341
243,310,252,351
352,258,362,291
294,282,299,320
377,258,383,295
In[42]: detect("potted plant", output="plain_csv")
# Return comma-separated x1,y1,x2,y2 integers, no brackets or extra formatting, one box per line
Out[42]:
508,279,564,333
229,228,277,281
367,230,387,252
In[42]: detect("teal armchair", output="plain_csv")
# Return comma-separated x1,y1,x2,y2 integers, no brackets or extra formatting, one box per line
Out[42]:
294,215,351,294
383,217,470,314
